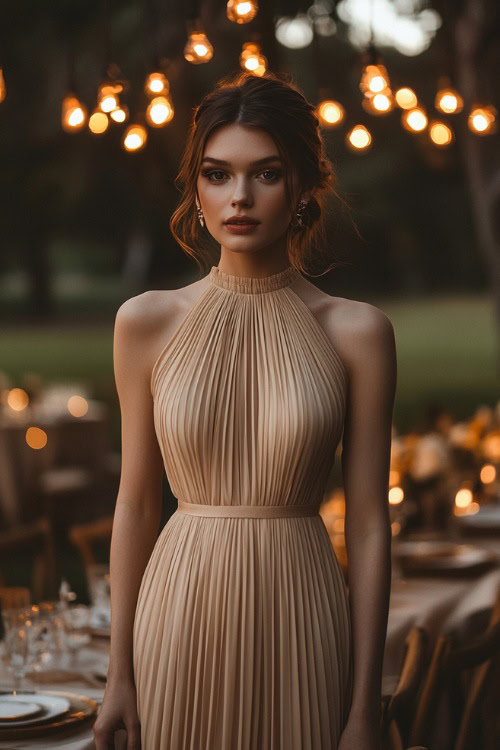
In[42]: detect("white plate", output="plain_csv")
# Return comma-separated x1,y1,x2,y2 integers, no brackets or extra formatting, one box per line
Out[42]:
0,698,43,720
0,691,70,728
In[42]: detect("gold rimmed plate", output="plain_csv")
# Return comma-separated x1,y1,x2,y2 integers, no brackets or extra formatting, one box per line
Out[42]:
0,689,97,739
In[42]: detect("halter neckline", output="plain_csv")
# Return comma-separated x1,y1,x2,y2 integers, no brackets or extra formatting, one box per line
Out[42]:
209,264,300,294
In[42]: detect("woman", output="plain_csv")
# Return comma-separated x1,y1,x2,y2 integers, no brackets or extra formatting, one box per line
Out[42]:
93,70,395,750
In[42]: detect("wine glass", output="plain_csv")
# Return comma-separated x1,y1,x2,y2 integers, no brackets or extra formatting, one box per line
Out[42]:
1,608,34,692
61,604,91,666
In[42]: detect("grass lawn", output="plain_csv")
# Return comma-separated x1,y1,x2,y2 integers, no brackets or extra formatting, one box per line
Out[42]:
1,293,498,447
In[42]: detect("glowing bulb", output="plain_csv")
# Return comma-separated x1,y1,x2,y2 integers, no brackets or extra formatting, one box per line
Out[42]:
402,106,428,132
388,486,404,505
395,87,418,110
144,72,169,96
480,464,496,484
226,0,259,24
122,124,148,152
110,106,128,123
88,110,109,134
68,395,89,418
7,388,29,411
455,487,473,508
26,426,47,450
317,100,345,126
61,94,87,132
184,32,214,64
146,96,174,127
429,120,453,146
346,124,372,151
468,105,496,134
239,42,267,75
360,64,390,98
435,88,463,114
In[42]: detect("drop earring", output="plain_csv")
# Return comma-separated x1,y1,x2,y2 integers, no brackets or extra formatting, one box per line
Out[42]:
196,203,204,228
296,198,308,228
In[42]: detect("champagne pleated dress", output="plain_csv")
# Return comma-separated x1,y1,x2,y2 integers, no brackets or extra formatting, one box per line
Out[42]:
132,264,353,749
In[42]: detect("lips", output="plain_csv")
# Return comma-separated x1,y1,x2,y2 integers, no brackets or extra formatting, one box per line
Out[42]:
224,216,260,224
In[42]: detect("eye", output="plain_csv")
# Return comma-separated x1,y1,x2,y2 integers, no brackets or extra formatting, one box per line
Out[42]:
200,168,282,184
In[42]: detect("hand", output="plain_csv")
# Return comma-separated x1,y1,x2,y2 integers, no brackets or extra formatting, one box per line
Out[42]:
337,717,382,750
93,678,142,750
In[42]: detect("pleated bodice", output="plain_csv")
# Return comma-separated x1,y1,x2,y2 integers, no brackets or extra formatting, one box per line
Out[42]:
150,263,348,513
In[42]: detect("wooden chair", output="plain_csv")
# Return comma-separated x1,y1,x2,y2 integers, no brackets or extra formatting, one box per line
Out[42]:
0,586,31,609
68,515,113,569
0,517,58,601
380,626,429,750
409,583,500,750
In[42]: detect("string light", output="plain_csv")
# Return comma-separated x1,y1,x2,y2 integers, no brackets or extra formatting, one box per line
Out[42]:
146,96,174,127
97,82,123,113
61,94,87,132
109,105,128,124
435,86,463,114
362,90,394,115
144,71,169,96
317,99,345,127
226,0,259,24
346,124,372,152
429,120,454,147
360,63,390,97
394,87,418,110
401,106,428,132
239,42,267,75
88,109,109,135
468,105,497,135
122,123,148,151
184,28,214,64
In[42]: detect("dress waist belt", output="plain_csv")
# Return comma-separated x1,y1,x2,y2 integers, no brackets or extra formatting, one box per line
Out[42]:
177,500,321,518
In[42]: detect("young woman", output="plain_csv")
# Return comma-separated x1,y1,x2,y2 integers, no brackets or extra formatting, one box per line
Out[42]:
93,70,395,750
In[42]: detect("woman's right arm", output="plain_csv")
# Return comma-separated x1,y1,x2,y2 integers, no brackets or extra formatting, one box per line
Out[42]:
93,294,165,749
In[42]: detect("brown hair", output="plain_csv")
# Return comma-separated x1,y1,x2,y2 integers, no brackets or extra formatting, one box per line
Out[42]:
170,69,358,278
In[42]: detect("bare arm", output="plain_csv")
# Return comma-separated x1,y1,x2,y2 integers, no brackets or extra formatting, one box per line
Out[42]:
340,303,397,724
106,294,165,683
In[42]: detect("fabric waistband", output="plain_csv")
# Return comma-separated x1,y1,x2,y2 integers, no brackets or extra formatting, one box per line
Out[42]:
176,500,321,518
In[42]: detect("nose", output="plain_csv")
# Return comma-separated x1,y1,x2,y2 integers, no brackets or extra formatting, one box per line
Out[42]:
231,176,253,208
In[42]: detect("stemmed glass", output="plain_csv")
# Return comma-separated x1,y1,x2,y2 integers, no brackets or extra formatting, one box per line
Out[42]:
61,604,91,666
1,608,34,692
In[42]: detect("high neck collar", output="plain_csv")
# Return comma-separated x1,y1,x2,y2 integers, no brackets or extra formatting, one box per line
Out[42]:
209,264,300,294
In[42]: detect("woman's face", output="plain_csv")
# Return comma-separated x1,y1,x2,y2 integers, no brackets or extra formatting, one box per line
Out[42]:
196,122,303,257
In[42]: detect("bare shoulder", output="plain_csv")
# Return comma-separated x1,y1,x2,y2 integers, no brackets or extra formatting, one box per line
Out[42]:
325,296,396,378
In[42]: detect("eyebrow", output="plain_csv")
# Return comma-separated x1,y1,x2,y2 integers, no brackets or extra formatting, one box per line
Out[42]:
200,155,282,166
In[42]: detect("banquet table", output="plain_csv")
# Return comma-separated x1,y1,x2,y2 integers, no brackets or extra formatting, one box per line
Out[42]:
0,535,499,749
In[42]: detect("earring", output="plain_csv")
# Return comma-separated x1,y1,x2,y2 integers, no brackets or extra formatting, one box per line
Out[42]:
196,204,204,228
295,198,308,228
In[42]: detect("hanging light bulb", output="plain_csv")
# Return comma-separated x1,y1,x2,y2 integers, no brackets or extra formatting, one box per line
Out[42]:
122,124,148,152
144,71,170,97
61,94,87,132
97,82,123,113
109,105,129,124
435,87,463,114
184,27,214,64
0,67,6,102
227,0,258,24
346,124,372,152
429,120,454,146
362,90,394,115
468,105,497,135
360,64,390,98
146,96,174,127
239,42,267,76
88,109,109,135
317,100,345,127
401,106,428,132
395,87,418,110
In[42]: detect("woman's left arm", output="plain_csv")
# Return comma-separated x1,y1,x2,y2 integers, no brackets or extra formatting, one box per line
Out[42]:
340,302,397,727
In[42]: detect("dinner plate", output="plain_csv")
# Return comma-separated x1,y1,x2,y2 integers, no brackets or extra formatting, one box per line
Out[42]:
0,691,70,727
394,541,496,575
0,698,44,721
0,690,97,739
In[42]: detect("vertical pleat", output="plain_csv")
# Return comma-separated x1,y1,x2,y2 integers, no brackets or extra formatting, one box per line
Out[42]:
133,267,353,749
